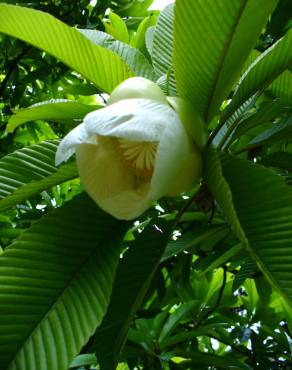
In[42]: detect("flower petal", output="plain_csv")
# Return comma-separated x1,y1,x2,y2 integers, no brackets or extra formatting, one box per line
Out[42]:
149,115,201,199
107,77,168,106
75,138,152,220
55,122,94,165
84,99,178,142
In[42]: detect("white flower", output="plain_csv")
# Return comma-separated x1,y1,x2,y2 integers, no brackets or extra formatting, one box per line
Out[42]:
56,78,202,220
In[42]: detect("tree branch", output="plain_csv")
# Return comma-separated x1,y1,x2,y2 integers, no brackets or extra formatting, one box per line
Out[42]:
0,45,31,98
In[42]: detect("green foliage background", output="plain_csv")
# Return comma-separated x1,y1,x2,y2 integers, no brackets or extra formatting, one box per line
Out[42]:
0,0,291,369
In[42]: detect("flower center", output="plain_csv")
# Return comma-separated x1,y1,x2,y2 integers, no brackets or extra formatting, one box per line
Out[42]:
115,138,158,177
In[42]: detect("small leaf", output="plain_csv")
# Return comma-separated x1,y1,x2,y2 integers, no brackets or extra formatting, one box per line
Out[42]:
6,100,100,133
103,11,129,44
0,140,78,211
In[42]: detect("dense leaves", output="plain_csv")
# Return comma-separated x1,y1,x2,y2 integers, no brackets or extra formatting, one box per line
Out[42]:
0,1,292,369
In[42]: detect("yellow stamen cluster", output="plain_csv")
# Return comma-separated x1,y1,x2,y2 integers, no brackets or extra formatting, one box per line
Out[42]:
115,138,158,177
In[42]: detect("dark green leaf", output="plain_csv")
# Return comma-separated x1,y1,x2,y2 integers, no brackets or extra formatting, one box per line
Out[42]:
0,193,126,370
94,221,172,370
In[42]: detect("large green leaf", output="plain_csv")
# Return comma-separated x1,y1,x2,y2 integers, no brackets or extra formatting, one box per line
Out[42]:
0,141,78,211
223,28,292,121
94,221,171,370
0,4,134,93
78,29,157,81
204,148,292,305
0,193,127,370
173,0,277,122
6,100,100,133
222,154,292,304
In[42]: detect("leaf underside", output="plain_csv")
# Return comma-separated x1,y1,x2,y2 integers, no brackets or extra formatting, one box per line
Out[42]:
0,193,126,370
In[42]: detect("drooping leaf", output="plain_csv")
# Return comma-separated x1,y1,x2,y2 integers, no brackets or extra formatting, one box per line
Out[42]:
226,99,289,147
204,148,292,305
212,94,258,147
260,151,292,170
0,4,134,93
0,193,127,370
248,115,292,147
6,100,100,133
223,28,292,121
174,0,278,122
94,220,172,370
0,140,78,211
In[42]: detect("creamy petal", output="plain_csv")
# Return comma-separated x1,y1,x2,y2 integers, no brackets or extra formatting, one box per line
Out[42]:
149,115,201,200
55,122,95,165
84,99,178,142
166,145,202,196
75,139,152,220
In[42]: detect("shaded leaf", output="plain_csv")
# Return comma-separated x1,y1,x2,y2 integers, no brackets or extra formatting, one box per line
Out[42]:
249,115,292,147
205,148,292,305
260,151,292,170
267,70,292,105
0,193,126,370
233,257,258,291
226,98,289,147
94,221,172,370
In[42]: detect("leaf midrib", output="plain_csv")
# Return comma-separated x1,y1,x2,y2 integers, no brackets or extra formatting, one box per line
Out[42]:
204,0,248,122
6,224,117,369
